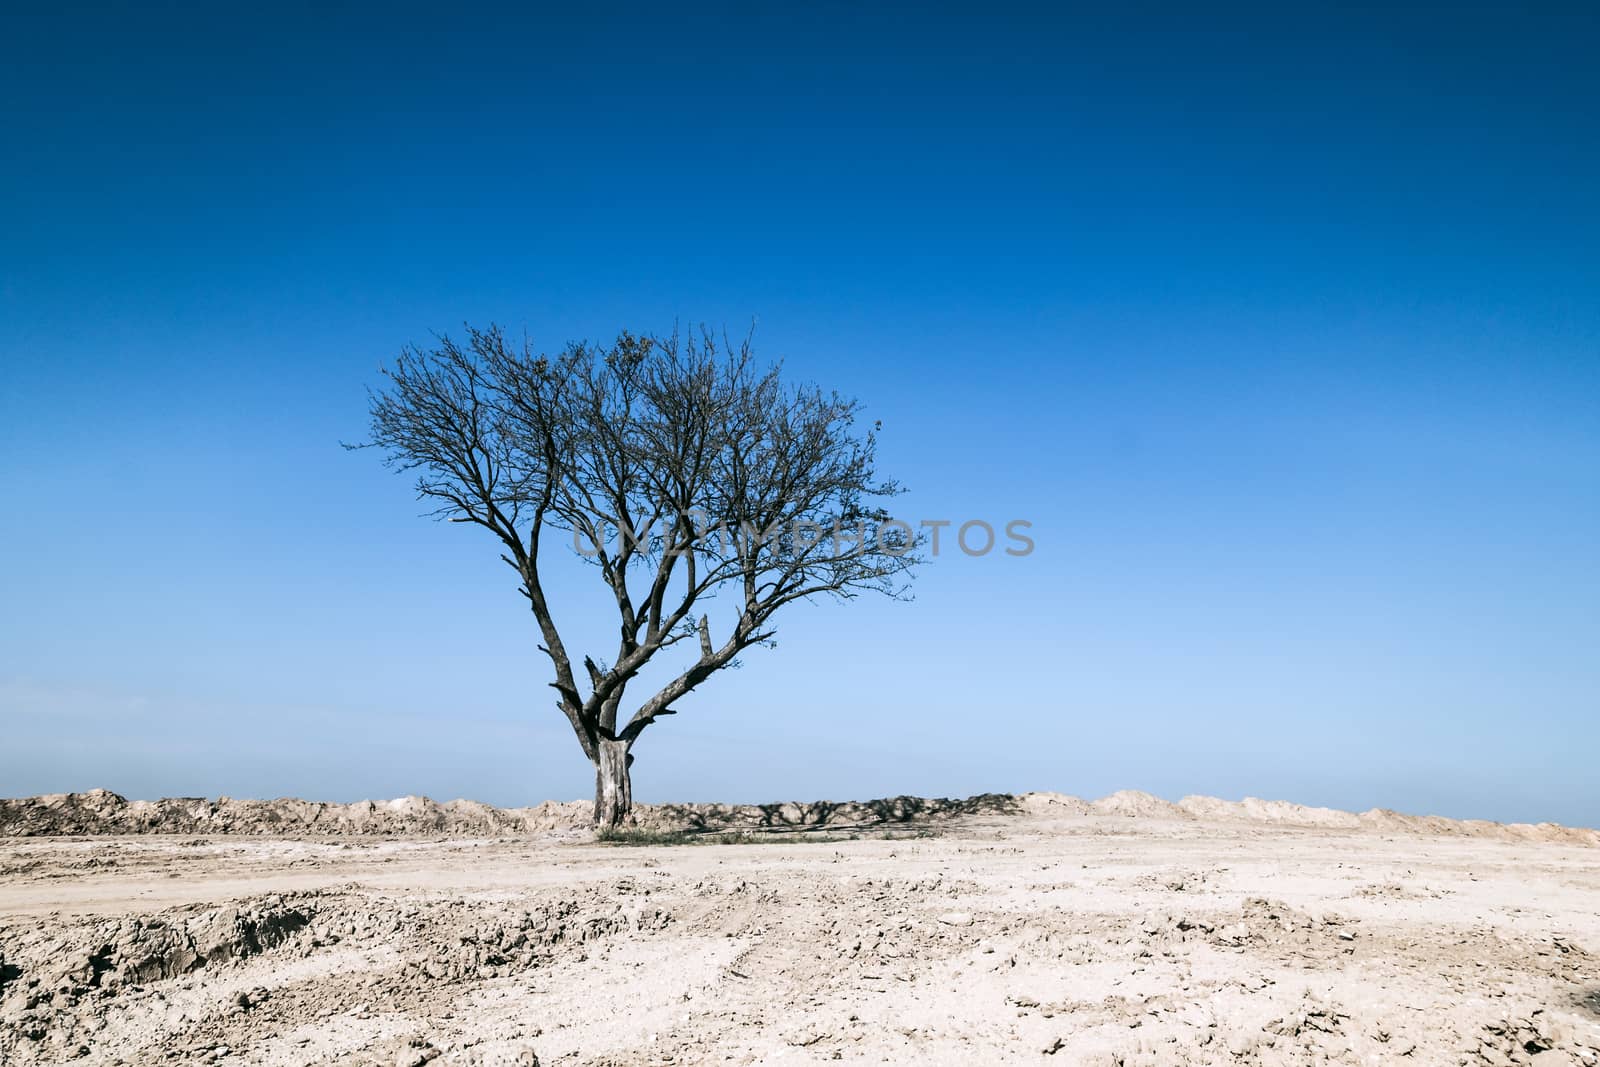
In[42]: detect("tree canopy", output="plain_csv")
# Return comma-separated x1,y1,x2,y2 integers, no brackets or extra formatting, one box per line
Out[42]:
360,325,920,823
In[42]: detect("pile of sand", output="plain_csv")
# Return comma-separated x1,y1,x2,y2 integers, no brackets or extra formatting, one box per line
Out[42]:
0,790,593,837
1089,789,1190,819
1176,795,1362,827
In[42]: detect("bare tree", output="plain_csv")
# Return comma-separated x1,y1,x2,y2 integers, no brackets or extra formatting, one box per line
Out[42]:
358,326,920,826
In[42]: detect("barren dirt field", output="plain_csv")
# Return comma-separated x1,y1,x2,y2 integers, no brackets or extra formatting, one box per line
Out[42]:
3,793,1599,1066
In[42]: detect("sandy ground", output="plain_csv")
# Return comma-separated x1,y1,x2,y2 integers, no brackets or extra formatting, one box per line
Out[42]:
3,810,1599,1066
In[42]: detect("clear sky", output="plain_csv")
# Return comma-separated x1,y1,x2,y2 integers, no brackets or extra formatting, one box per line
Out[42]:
2,4,1596,825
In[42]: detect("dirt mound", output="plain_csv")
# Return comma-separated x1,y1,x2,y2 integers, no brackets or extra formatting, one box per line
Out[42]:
1016,791,1092,816
0,790,593,837
0,883,666,1064
1090,789,1191,818
0,894,317,1056
1178,795,1363,828
2,788,1594,847
1357,808,1600,847
67,899,311,990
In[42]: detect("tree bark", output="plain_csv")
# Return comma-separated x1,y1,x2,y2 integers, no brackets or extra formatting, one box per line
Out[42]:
593,739,633,828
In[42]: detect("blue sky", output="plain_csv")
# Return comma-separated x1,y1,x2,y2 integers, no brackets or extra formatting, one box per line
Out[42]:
2,4,1596,824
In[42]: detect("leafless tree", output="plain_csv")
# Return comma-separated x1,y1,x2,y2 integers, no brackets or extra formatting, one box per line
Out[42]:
358,325,920,826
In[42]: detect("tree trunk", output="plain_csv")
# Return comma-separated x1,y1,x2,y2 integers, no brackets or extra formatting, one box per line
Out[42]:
593,739,633,828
